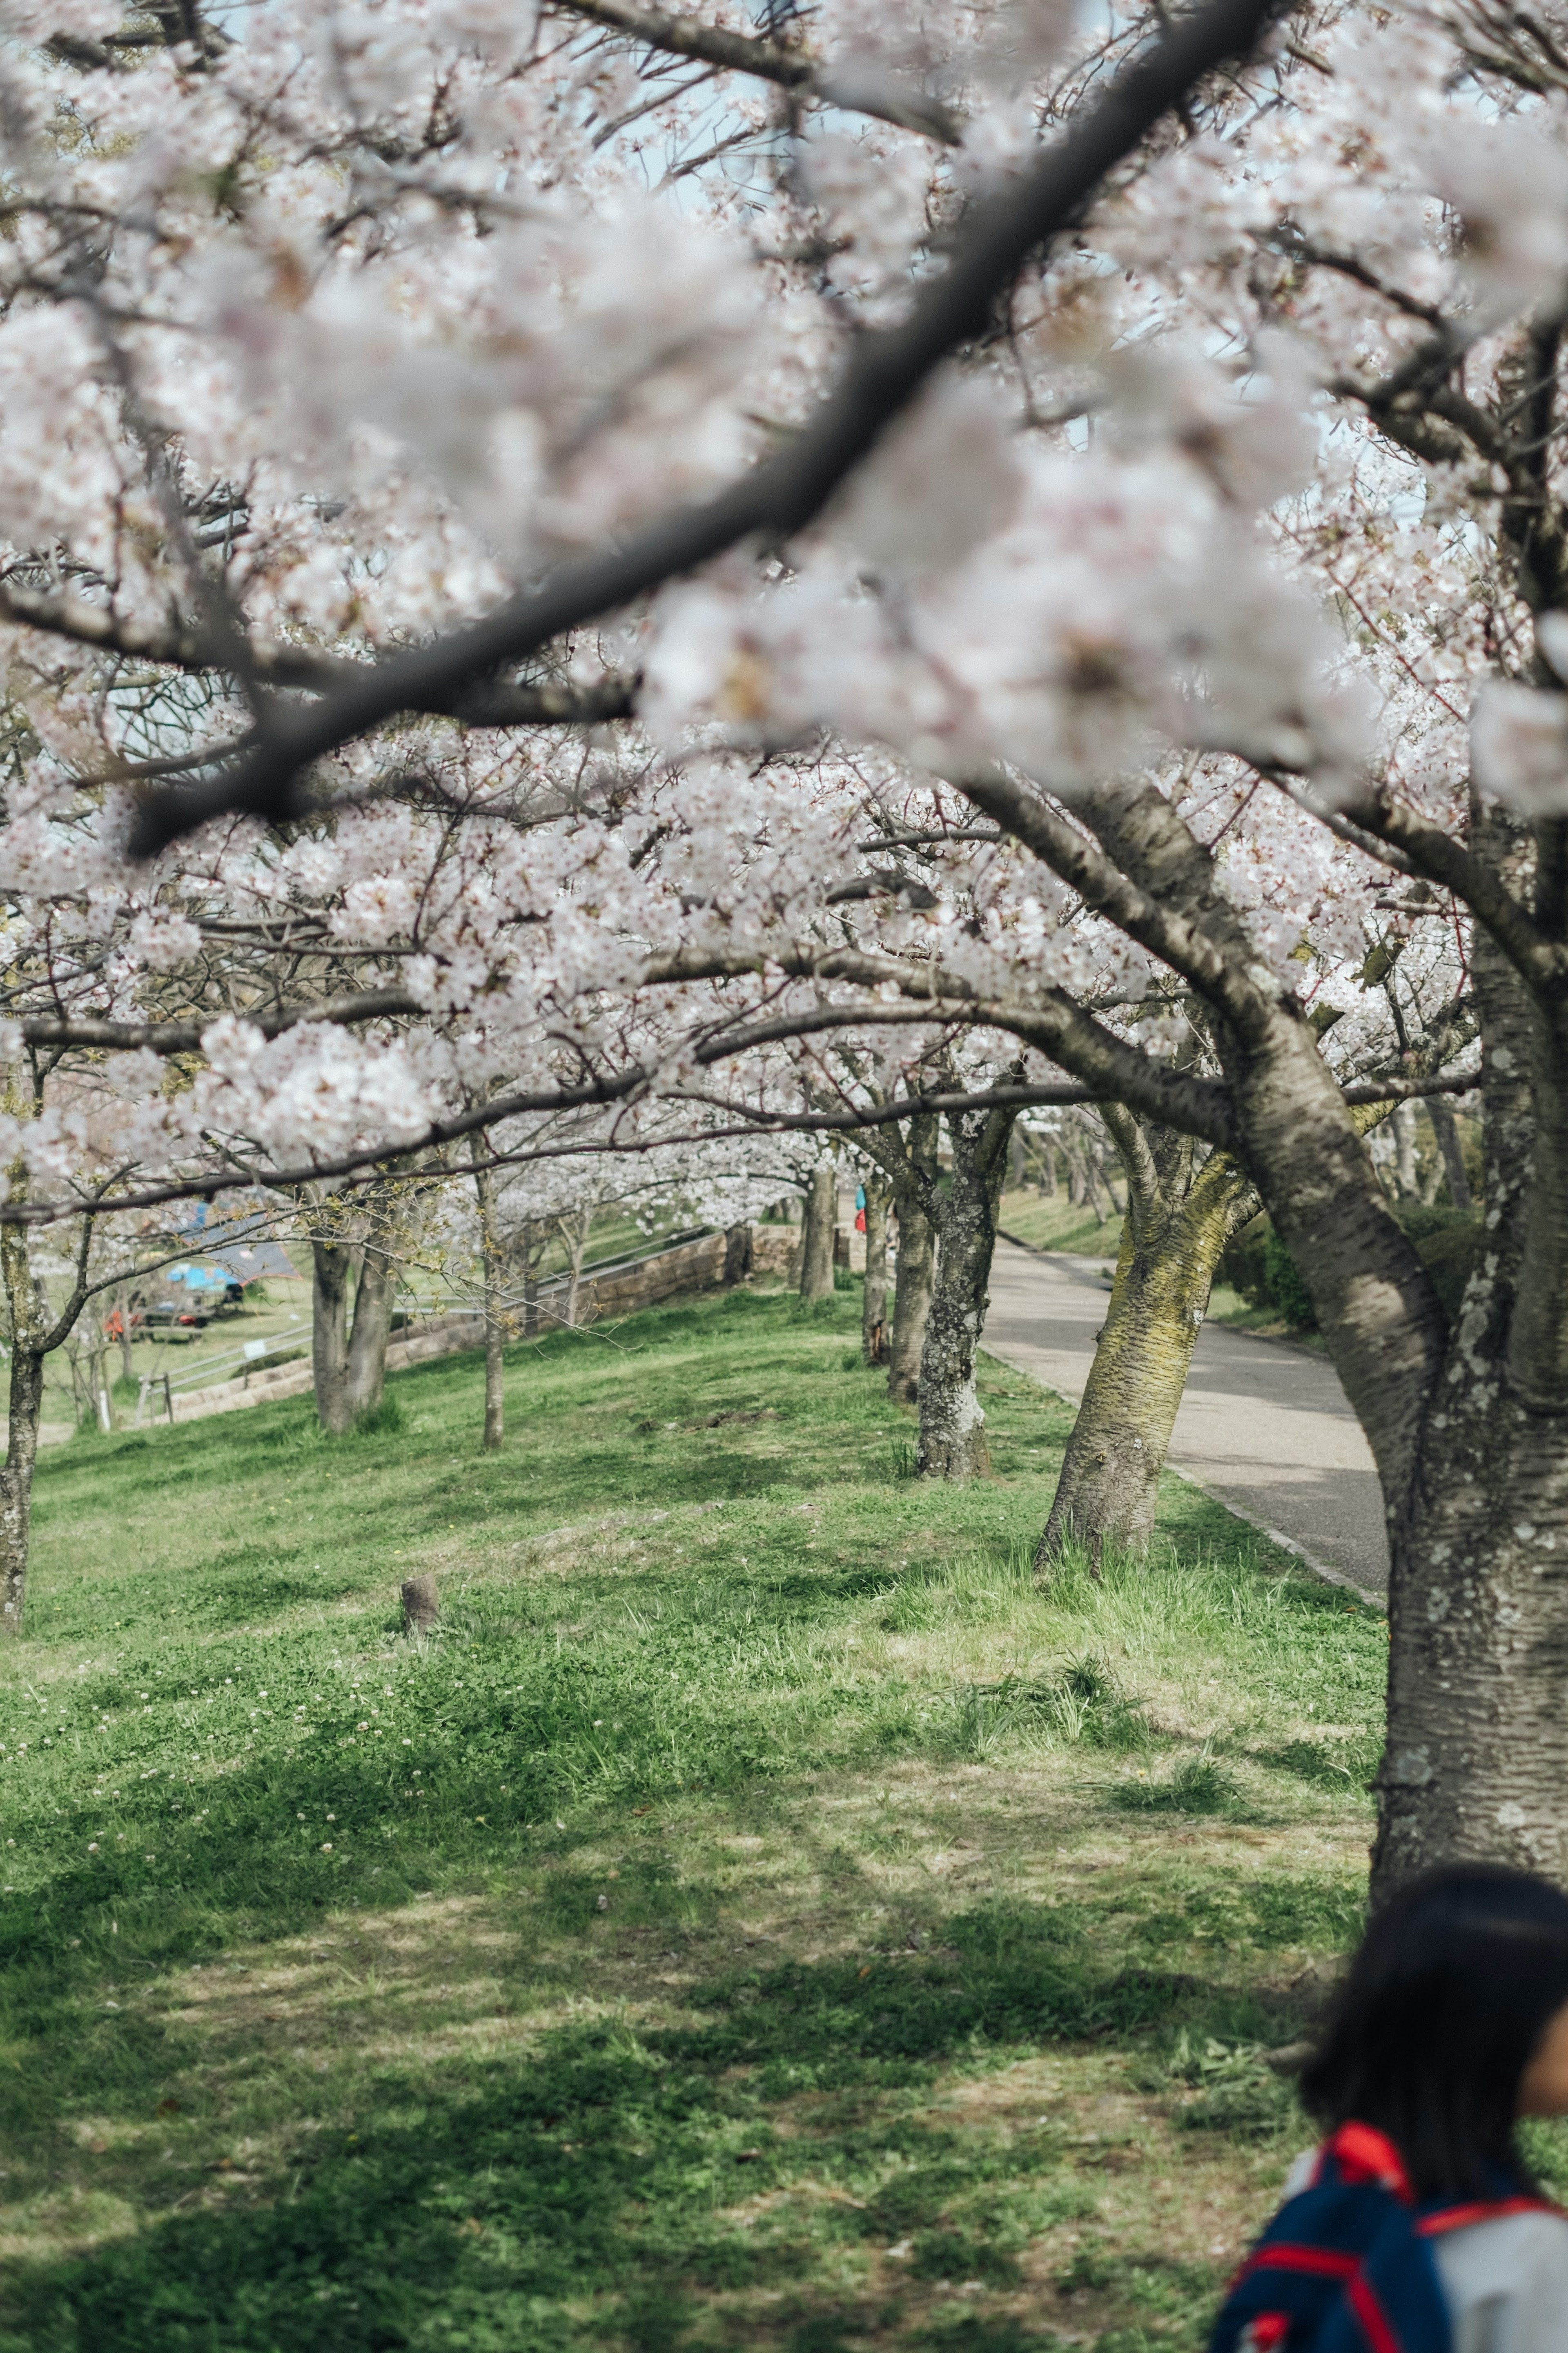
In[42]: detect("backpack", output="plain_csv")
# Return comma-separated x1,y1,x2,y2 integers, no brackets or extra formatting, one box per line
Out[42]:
1209,2120,1559,2353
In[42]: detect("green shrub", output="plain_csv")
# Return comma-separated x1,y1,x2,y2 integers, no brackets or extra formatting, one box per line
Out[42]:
1410,1222,1479,1320
1217,1217,1270,1308
349,1394,405,1439
1262,1233,1317,1332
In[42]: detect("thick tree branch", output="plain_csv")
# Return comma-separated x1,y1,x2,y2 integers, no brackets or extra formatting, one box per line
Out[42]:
958,765,1275,1037
1339,787,1566,995
124,0,1288,857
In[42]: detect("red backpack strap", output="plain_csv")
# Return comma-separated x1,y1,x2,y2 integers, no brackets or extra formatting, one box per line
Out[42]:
1321,2122,1416,2203
1417,2195,1568,2238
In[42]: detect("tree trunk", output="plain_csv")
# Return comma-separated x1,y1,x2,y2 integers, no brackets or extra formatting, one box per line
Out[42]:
1038,1137,1058,1197
1372,851,1564,1890
312,1235,354,1436
723,1222,753,1285
798,1165,836,1301
915,1100,1018,1480
915,1217,996,1481
861,1185,891,1364
1041,1147,1255,1559
887,1200,934,1401
1391,1098,1421,1199
0,1340,43,1637
523,1221,541,1338
345,1241,398,1419
1428,1096,1474,1213
314,1227,398,1433
558,1206,592,1327
0,1211,49,1637
475,1166,504,1452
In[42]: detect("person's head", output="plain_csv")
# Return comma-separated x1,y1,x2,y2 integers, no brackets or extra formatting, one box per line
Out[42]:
1301,1862,1568,2201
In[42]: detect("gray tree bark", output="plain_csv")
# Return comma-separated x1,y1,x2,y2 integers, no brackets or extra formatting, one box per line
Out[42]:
1391,1098,1421,1199
861,1182,891,1364
1371,810,1563,1890
312,1233,353,1435
313,1213,400,1435
0,1198,98,1637
522,1219,543,1338
913,1096,1020,1479
798,1165,836,1300
0,1222,46,1637
871,1111,939,1403
557,1206,593,1327
345,1242,398,1419
1428,1096,1474,1212
474,1165,504,1452
854,1097,1015,1474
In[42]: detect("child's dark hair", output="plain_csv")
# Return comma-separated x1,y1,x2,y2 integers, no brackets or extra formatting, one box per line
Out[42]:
1301,1862,1568,2202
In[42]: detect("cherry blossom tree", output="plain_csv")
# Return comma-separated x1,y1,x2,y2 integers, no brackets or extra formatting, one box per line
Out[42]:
9,0,1568,1899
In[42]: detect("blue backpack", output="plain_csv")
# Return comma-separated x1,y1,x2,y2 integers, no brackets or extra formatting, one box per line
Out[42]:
1209,2120,1557,2353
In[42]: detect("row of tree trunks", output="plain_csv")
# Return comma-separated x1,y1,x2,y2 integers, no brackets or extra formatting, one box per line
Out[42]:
851,1096,1019,1476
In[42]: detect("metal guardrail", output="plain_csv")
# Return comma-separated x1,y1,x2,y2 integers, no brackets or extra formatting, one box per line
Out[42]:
391,1229,719,1326
134,1316,309,1423
128,1226,735,1423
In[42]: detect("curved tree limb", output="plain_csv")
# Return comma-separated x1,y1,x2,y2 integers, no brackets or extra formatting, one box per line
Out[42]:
125,0,1289,857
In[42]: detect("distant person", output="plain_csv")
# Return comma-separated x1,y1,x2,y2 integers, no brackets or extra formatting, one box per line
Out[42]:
1212,1863,1568,2351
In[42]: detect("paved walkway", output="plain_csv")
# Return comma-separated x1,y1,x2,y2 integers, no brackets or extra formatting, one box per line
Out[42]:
982,1240,1388,1598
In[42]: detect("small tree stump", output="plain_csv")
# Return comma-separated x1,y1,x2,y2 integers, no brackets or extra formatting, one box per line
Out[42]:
401,1573,439,1635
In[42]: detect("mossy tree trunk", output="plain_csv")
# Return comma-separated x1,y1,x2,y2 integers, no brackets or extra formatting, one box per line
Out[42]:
1040,1107,1256,1564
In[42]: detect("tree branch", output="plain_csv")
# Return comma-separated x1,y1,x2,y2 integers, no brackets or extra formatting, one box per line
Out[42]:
0,576,639,730
551,0,965,143
125,0,1289,857
14,986,423,1055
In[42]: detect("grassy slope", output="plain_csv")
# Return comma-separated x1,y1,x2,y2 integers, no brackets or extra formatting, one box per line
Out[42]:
996,1191,1122,1260
0,1285,1521,2353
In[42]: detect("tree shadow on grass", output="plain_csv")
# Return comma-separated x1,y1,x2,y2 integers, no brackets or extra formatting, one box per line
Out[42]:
0,1904,1250,2353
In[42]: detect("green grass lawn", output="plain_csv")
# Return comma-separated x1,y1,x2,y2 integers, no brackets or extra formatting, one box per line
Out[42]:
0,1282,1472,2353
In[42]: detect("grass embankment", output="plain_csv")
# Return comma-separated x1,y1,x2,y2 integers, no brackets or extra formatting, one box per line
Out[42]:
996,1193,1123,1259
0,1284,1511,2353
